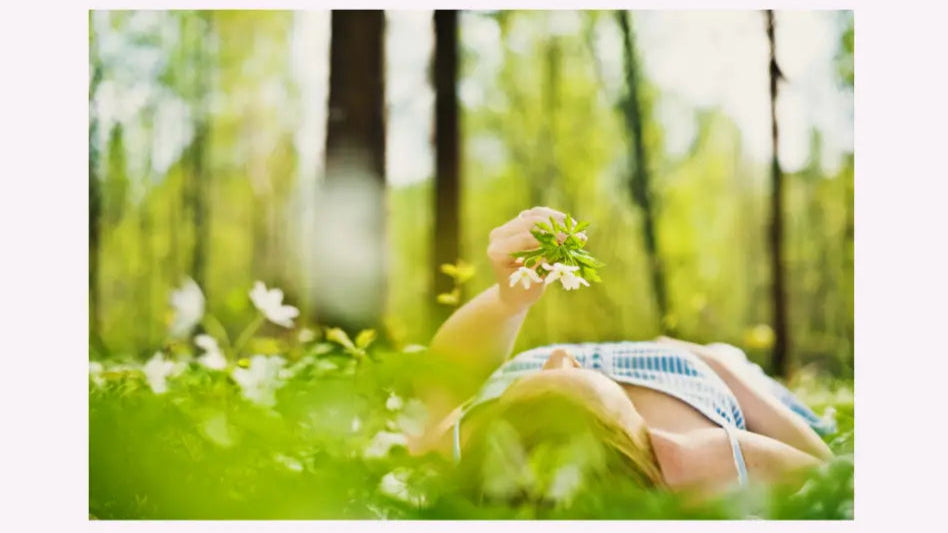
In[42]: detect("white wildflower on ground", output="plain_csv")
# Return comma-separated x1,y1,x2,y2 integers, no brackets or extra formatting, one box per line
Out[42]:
298,327,317,343
542,262,589,291
386,392,404,412
547,463,584,503
169,278,205,337
273,453,304,473
201,413,234,448
508,265,543,289
230,354,287,407
378,467,426,506
249,281,299,328
143,352,185,394
363,431,408,458
195,334,227,370
401,344,427,354
395,398,429,437
89,361,105,388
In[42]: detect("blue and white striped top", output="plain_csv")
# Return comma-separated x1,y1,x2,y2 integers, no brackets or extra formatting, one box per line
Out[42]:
453,341,751,485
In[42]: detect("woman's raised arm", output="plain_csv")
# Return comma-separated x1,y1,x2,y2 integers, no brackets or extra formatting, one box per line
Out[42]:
414,207,571,448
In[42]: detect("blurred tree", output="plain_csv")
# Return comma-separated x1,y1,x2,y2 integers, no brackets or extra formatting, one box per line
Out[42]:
616,10,672,334
89,12,103,348
104,125,129,226
836,11,854,89
536,13,562,208
766,10,790,377
183,12,212,291
321,10,387,332
433,10,461,325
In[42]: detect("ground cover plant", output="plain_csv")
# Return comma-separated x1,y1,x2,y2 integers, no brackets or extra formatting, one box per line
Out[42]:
89,280,853,520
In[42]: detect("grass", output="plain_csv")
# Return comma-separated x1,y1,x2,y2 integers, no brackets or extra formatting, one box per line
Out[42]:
89,346,853,520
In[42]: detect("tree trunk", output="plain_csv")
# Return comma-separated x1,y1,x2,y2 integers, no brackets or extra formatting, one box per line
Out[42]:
432,10,461,325
318,10,387,332
187,12,211,292
616,10,672,334
188,122,209,290
89,15,104,351
766,10,790,377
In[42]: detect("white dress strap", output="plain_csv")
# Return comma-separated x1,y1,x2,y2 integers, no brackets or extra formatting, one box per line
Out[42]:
722,425,749,487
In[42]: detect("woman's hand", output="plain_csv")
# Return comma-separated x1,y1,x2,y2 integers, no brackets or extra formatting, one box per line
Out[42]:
487,206,574,312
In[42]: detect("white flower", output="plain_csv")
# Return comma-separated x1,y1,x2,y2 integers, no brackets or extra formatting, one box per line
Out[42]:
547,464,584,502
395,398,429,437
386,392,404,411
379,468,426,506
508,266,543,290
249,281,299,328
274,453,304,473
401,344,427,354
195,334,227,370
201,413,234,448
542,262,589,291
298,327,317,343
230,354,287,407
559,270,590,291
89,361,105,388
169,278,205,337
363,431,408,458
351,416,363,433
143,352,185,394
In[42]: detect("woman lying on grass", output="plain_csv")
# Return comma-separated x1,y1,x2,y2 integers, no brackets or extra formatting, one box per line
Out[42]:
411,206,835,501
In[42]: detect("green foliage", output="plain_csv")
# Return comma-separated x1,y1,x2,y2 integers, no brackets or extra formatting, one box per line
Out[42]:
90,346,854,519
510,215,605,284
90,10,853,374
835,11,854,88
89,10,854,518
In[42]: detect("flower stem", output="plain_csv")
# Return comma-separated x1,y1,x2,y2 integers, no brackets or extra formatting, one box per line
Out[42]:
232,314,266,358
202,314,232,352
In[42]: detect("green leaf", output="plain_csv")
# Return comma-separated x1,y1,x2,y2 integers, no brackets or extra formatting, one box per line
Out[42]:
549,216,561,233
530,228,554,244
354,329,377,349
436,289,461,306
440,263,459,278
324,327,356,350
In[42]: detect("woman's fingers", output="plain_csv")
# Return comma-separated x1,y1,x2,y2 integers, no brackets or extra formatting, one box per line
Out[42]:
519,206,566,222
490,207,569,241
487,230,542,263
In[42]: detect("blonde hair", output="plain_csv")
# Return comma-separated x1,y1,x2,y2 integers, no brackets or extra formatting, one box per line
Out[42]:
458,386,665,502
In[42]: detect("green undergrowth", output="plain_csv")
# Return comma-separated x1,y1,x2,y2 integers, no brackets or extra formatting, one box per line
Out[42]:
89,346,853,520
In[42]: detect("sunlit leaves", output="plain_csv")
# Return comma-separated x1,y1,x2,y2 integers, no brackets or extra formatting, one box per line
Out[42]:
437,259,477,307
510,214,605,289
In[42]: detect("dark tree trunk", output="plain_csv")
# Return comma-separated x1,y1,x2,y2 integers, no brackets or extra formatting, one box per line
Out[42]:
319,10,387,331
89,15,103,349
187,12,212,291
616,10,672,334
188,122,209,290
766,10,790,377
432,10,461,324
